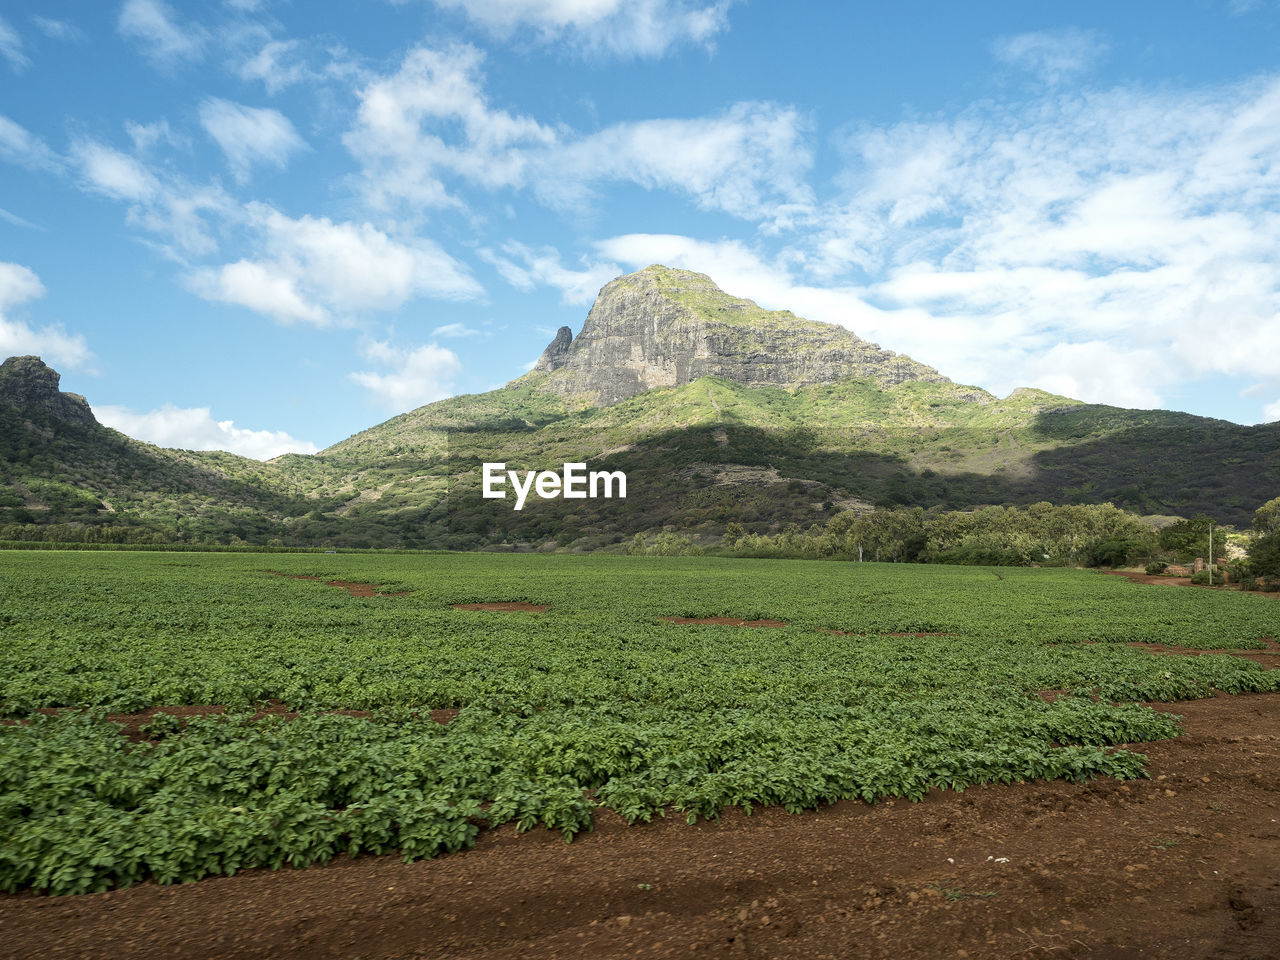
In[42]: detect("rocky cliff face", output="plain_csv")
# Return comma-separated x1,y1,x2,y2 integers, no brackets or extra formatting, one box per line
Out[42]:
0,355,98,427
527,265,948,405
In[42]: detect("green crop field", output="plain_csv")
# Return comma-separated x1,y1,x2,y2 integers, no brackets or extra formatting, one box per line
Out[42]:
1,551,1277,895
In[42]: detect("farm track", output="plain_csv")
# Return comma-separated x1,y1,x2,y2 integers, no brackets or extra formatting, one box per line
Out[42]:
4,692,1278,960
1103,569,1280,597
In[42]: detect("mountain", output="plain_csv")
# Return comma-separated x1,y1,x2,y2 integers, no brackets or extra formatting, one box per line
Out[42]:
525,265,947,404
0,356,305,543
2,267,1279,549
0,355,98,427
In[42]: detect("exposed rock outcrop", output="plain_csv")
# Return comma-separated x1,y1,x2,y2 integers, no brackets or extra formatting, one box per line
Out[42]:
534,326,574,372
0,355,98,426
524,265,948,405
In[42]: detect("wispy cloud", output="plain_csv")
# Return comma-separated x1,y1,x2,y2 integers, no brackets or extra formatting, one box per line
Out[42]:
198,98,307,182
117,0,208,69
430,322,482,337
189,203,483,324
0,207,42,231
345,43,812,222
0,16,30,72
991,27,1107,85
94,402,319,459
427,0,735,59
481,242,620,305
237,38,311,94
0,115,61,172
0,262,94,371
348,339,462,411
817,76,1280,400
70,138,230,256
30,16,85,43
72,141,161,202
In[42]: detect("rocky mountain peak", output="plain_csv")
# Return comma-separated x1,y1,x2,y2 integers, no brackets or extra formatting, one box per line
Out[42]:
525,265,948,406
0,355,98,427
534,326,573,372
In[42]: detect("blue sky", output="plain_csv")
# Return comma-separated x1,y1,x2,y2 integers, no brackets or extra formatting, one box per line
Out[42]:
3,0,1280,458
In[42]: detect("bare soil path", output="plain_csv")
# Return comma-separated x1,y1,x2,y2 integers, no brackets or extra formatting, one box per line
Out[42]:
4,693,1278,959
1103,569,1279,597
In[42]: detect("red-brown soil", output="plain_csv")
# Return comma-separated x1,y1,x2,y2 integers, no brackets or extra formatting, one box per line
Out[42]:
1103,569,1279,597
4,693,1278,960
273,573,409,598
1127,637,1280,670
660,617,789,628
452,602,549,612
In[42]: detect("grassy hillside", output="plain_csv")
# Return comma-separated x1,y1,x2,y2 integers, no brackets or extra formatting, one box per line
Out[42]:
4,364,1277,549
261,375,1279,549
0,401,307,544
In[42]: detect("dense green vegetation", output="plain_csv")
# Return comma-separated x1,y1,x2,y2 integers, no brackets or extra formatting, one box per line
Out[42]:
0,403,307,545
717,501,1159,566
4,359,1279,549
2,552,1276,894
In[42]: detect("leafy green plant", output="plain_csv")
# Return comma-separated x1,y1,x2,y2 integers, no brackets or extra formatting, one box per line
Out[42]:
0,551,1275,894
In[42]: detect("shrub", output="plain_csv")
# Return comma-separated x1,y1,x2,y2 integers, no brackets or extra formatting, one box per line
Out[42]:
1190,569,1225,586
1084,538,1140,568
1249,532,1280,578
1145,561,1168,575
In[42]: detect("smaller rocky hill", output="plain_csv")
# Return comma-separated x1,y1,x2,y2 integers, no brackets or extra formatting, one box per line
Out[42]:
0,355,306,544
525,265,948,405
0,356,97,427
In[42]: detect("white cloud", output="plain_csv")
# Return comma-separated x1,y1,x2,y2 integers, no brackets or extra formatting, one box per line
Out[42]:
238,39,310,94
188,259,327,324
429,0,733,58
430,322,481,337
198,98,307,181
93,403,319,459
348,340,461,411
117,0,208,68
0,262,94,371
482,242,620,305
30,17,84,42
778,74,1280,419
0,263,42,312
0,207,41,231
1026,342,1166,408
542,102,813,220
125,119,180,153
68,138,233,256
346,43,556,211
72,141,160,202
0,115,60,171
1264,398,1280,423
346,43,811,222
991,27,1107,85
189,203,482,324
0,16,30,72
4,119,226,258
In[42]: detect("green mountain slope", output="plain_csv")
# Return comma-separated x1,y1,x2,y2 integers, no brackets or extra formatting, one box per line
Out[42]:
0,357,308,543
281,373,1276,549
